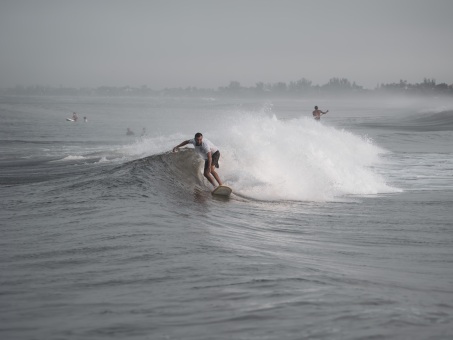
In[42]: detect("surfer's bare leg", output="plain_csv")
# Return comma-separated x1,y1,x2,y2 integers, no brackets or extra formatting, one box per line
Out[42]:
210,166,223,186
203,169,217,187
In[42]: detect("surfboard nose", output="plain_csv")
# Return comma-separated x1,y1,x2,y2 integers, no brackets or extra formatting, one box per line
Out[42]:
211,185,232,197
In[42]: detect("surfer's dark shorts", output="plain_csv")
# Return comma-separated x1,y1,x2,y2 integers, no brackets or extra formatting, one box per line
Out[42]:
205,151,220,169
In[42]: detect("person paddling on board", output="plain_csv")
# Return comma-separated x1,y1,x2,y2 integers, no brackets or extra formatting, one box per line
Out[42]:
173,132,223,187
312,106,328,121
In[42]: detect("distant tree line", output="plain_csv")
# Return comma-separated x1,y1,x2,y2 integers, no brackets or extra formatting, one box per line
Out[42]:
376,78,452,96
217,78,365,96
2,78,452,97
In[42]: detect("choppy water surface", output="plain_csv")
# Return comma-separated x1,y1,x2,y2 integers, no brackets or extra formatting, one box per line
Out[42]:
1,95,453,339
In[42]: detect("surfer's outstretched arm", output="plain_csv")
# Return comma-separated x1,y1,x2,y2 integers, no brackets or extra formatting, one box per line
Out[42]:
173,140,189,152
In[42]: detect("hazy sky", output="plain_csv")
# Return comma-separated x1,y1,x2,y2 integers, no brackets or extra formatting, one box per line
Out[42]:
1,0,452,89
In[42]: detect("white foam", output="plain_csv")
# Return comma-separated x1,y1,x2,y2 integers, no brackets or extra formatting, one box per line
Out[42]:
211,112,400,201
60,155,86,161
96,156,110,163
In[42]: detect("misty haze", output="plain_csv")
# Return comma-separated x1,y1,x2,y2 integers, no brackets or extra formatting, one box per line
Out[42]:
1,1,453,90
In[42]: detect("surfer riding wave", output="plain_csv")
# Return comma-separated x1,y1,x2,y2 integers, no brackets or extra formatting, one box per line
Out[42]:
173,132,223,187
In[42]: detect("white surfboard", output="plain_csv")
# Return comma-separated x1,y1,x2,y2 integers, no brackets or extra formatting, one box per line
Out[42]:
212,185,232,197
66,118,74,122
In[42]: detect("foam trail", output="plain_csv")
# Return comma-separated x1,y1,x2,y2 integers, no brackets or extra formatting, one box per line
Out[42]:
211,112,400,201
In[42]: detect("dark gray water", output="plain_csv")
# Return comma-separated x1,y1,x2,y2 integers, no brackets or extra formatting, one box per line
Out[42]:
1,95,453,339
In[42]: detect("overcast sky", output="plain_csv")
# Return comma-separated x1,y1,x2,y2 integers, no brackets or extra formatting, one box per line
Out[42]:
1,0,452,89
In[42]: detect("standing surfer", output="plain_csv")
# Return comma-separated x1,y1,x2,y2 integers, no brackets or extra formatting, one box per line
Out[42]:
173,132,223,187
313,106,328,120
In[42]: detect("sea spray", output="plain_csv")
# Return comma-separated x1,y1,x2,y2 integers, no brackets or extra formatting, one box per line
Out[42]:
212,112,399,201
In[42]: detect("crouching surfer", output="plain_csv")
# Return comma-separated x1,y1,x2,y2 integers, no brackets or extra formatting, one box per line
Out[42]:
173,132,223,187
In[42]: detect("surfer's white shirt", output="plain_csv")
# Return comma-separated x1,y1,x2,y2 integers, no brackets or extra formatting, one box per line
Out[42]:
188,138,218,160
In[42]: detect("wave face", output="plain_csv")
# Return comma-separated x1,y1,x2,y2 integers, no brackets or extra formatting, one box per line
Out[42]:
361,109,453,132
408,110,453,131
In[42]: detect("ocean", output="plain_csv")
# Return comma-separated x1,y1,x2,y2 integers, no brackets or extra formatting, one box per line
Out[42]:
1,94,452,339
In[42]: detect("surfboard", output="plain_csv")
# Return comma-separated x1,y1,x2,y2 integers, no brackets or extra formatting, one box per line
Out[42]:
66,118,74,121
211,185,232,197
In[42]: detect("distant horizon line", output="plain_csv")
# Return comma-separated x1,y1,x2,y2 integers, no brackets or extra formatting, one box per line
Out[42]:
2,77,453,91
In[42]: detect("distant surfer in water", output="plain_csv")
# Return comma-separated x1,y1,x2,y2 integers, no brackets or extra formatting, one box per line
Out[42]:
313,106,328,120
72,112,78,122
173,132,223,187
126,128,134,136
